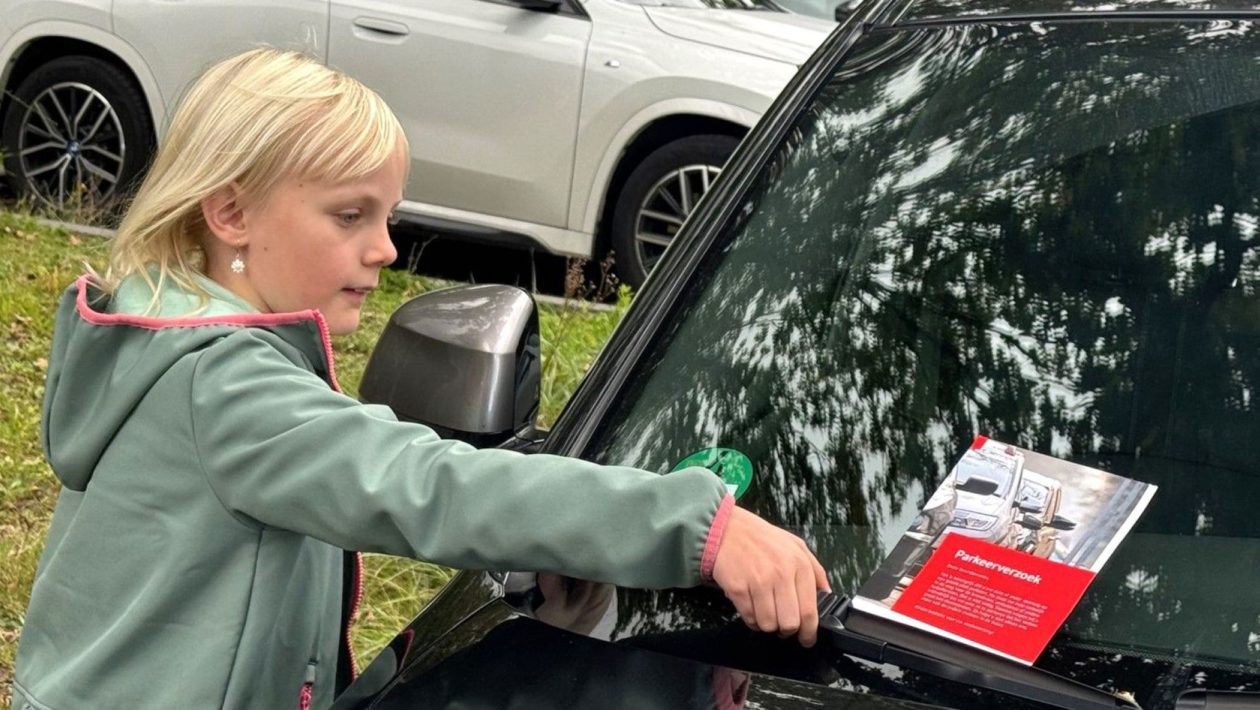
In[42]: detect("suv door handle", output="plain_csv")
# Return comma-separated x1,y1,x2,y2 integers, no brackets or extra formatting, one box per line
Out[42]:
352,17,410,37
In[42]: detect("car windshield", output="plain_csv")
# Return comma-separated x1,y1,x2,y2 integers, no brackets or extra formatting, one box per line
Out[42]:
580,18,1260,706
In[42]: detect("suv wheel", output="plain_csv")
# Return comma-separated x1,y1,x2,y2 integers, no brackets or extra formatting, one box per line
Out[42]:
1,55,154,210
609,134,739,288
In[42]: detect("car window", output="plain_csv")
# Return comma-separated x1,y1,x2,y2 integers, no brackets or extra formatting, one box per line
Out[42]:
579,20,1260,707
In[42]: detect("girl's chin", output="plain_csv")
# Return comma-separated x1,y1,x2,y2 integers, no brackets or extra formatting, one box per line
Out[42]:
324,309,362,336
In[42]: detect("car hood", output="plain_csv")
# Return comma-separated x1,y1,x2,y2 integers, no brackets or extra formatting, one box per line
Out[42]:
642,8,834,66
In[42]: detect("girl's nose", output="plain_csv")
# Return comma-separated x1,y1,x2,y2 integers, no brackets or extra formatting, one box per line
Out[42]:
367,220,398,267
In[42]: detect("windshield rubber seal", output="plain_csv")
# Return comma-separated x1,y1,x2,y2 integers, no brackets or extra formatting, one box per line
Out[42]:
879,9,1260,31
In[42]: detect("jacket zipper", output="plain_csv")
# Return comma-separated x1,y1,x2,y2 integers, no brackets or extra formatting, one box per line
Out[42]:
343,551,364,679
298,661,317,710
313,310,361,680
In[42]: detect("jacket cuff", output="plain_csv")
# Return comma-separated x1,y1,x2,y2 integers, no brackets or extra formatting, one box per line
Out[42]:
700,494,735,581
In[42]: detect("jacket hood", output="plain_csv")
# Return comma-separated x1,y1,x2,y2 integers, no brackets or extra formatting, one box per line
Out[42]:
642,7,834,66
41,274,336,491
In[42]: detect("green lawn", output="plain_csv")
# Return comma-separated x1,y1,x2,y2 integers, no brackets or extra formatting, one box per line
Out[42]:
0,209,628,700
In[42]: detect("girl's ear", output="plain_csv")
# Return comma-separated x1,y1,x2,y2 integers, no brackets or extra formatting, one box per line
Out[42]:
200,183,248,247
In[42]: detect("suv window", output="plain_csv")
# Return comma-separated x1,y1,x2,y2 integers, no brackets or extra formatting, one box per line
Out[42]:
579,20,1260,707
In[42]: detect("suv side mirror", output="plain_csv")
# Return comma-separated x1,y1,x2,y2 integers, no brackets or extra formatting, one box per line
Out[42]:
955,476,1000,497
1049,515,1077,531
1017,513,1044,530
359,284,541,446
834,0,860,22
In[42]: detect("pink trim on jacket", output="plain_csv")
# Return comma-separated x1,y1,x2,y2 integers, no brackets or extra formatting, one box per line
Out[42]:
297,681,313,710
700,494,735,581
73,274,343,392
344,551,364,678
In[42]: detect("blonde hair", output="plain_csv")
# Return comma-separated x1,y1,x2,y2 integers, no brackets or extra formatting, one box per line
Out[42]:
101,48,408,306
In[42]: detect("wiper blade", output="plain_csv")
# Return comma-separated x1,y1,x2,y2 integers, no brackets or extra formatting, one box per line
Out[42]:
817,592,1141,710
1175,690,1260,710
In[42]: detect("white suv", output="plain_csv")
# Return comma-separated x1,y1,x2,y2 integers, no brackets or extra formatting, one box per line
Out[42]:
0,0,833,285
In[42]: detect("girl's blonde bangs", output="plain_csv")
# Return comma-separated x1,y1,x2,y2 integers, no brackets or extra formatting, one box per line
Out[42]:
285,85,407,186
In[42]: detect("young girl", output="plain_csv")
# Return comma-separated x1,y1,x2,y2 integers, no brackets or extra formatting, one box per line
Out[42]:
12,49,828,710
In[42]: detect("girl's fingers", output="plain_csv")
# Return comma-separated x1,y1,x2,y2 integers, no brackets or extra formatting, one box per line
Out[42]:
775,573,801,640
729,585,757,630
795,560,819,647
753,578,778,633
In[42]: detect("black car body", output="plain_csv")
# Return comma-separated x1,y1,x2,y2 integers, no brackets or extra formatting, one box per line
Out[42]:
339,2,1260,708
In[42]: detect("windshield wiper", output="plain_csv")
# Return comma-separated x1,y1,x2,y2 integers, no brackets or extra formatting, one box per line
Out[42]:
817,592,1142,710
1175,690,1260,709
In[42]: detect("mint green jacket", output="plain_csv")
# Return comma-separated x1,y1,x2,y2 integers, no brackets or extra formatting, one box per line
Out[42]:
12,275,732,710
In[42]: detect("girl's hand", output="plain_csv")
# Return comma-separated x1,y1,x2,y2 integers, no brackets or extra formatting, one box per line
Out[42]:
710,506,831,647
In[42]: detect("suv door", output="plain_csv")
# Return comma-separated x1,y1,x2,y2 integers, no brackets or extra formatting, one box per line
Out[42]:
327,0,590,229
112,0,328,118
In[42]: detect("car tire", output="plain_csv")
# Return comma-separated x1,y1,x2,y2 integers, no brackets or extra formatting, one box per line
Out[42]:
609,134,739,288
2,55,155,211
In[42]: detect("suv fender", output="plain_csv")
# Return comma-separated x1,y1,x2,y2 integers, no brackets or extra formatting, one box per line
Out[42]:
572,97,759,240
0,22,163,145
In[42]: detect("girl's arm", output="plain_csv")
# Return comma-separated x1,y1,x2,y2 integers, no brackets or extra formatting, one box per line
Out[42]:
189,328,731,590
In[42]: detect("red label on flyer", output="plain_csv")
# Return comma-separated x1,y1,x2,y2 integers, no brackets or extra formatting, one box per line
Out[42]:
891,533,1096,663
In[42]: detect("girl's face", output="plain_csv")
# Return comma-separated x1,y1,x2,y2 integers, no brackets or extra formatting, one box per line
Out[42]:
211,150,406,335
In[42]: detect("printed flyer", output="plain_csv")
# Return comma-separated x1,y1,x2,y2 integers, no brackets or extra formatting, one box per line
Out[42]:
851,436,1157,665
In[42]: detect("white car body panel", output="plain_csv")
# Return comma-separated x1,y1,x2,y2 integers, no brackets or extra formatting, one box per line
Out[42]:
643,6,831,65
1,0,110,34
112,0,328,133
329,0,590,231
398,198,593,257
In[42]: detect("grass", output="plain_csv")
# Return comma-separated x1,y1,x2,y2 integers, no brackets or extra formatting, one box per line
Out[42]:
0,209,628,701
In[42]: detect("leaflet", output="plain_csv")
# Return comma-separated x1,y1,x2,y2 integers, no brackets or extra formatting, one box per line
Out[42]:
851,435,1157,665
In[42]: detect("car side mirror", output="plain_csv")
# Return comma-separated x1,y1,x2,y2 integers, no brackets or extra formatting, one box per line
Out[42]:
359,284,541,446
834,0,860,22
1049,515,1077,531
1017,501,1043,514
955,476,1000,497
1018,513,1044,530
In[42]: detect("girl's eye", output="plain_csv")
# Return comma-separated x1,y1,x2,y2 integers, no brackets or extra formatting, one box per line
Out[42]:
337,212,361,227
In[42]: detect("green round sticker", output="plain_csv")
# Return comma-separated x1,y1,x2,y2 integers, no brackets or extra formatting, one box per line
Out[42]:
672,448,754,500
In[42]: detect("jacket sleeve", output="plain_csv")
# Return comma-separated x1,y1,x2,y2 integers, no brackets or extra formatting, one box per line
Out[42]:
188,330,733,590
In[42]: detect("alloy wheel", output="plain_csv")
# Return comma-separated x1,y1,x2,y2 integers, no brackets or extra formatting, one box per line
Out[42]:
16,82,127,206
633,164,722,274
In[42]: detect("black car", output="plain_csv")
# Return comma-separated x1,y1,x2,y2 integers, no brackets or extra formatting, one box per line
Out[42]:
337,2,1260,708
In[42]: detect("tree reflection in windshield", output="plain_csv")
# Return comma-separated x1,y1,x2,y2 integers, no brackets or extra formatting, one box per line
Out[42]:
580,20,1260,708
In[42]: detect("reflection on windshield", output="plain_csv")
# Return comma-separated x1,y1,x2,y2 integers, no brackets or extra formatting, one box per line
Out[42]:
582,19,1260,708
